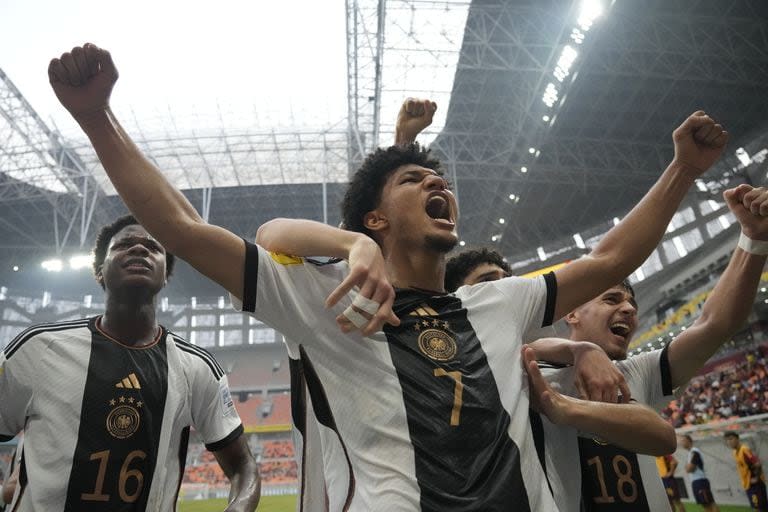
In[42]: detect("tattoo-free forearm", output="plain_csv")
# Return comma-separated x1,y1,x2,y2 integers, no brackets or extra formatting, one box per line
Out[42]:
256,218,365,259
562,398,676,456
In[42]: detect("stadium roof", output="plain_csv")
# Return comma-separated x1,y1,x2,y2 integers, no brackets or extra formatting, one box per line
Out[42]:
1,0,768,298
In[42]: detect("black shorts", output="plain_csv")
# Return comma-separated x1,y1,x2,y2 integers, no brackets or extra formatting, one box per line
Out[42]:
662,476,680,501
747,481,768,510
692,478,715,505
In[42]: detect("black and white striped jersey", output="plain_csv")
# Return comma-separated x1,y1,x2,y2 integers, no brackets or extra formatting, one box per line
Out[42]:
539,347,675,512
233,242,559,511
0,316,243,511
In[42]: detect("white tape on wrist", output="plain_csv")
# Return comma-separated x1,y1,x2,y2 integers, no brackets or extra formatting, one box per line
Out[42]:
342,306,369,329
352,294,380,316
738,231,768,255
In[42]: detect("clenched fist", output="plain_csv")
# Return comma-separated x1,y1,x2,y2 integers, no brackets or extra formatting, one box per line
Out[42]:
672,111,729,177
725,185,768,241
395,97,437,145
48,43,118,121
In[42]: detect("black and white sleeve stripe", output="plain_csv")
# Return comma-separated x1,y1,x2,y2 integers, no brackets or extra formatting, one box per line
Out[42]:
541,272,557,328
242,240,260,313
173,335,226,380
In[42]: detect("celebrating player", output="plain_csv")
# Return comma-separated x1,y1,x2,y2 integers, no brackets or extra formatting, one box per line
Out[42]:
0,216,260,511
50,43,727,509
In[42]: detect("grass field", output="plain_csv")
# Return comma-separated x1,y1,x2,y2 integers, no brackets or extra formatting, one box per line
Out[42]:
178,495,296,511
178,497,754,511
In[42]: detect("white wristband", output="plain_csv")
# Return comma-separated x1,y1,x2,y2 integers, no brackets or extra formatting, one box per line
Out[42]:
738,232,768,255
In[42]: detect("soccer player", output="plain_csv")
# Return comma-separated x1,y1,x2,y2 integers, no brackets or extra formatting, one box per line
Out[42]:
656,454,687,511
725,432,768,511
50,43,727,510
680,434,719,511
0,216,260,511
445,247,512,291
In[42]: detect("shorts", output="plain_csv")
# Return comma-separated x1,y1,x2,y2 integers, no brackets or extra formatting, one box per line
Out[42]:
692,478,715,505
747,481,768,510
662,476,680,501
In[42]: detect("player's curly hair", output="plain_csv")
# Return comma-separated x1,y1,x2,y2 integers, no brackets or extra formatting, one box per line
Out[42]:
445,247,511,292
341,143,443,237
92,214,176,289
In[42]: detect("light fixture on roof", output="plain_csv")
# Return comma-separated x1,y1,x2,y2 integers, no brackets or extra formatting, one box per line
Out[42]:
459,240,466,247
528,147,537,154
573,233,586,249
491,235,501,242
509,193,517,201
553,45,578,82
12,265,19,272
542,83,559,107
735,147,752,167
578,0,604,31
41,259,63,272
499,218,506,224
542,115,550,122
69,254,94,270
537,246,547,261
613,217,621,226
520,166,528,173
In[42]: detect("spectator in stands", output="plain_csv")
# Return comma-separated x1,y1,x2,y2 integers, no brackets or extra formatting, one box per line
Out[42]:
680,434,719,511
725,432,768,511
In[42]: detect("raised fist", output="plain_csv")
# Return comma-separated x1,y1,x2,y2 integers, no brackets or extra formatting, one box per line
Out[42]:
395,97,437,145
48,43,118,120
672,111,728,177
724,185,768,241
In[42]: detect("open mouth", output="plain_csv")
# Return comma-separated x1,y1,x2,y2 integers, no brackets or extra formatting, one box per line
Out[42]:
609,322,631,339
124,258,151,270
425,194,453,223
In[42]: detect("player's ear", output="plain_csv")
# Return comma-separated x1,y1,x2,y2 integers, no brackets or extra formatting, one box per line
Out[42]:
364,210,388,233
564,310,579,327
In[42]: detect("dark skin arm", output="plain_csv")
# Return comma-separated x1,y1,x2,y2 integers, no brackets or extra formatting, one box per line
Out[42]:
212,435,261,512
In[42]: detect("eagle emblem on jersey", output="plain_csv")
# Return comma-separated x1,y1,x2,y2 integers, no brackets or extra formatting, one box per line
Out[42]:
106,396,142,439
418,329,457,361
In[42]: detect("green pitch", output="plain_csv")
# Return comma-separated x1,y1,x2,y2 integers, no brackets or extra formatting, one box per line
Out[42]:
178,495,296,511
178,496,753,511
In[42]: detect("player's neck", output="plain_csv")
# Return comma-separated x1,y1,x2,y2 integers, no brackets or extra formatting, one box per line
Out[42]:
101,297,159,347
384,244,446,293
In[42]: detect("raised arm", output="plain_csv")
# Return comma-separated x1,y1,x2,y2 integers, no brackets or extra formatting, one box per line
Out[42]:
394,97,436,145
48,44,246,299
212,435,261,512
523,346,676,455
527,337,631,403
666,185,768,389
257,218,399,334
553,112,728,320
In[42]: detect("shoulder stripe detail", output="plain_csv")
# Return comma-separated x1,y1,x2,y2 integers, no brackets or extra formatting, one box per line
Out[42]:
172,336,225,379
542,272,557,327
4,319,90,360
242,240,259,313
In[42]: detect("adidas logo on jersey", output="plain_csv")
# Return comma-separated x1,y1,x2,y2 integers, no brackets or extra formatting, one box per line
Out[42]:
408,303,439,317
115,373,141,389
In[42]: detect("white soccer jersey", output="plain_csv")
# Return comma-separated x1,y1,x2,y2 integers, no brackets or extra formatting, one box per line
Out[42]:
539,347,675,512
0,317,243,512
232,242,560,511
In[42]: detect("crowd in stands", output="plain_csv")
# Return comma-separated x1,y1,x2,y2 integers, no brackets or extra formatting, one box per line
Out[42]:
662,345,768,427
183,435,298,486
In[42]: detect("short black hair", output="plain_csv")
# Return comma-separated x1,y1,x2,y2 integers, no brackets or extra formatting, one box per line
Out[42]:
341,143,443,237
724,431,739,440
619,279,636,300
92,215,176,288
445,247,511,292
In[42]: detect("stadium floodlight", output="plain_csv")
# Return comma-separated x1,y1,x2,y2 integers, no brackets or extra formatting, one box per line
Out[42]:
459,240,466,247
542,83,559,107
553,45,578,82
491,235,500,242
12,265,19,272
573,233,586,249
537,246,547,261
499,218,506,224
528,147,537,154
520,166,528,173
41,259,64,272
69,254,94,270
542,115,550,122
509,193,517,201
578,0,603,31
613,217,621,226
735,147,752,167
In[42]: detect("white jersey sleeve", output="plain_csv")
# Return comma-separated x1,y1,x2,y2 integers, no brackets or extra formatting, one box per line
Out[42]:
0,332,40,441
472,272,557,338
615,345,675,408
230,241,349,344
184,347,244,450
